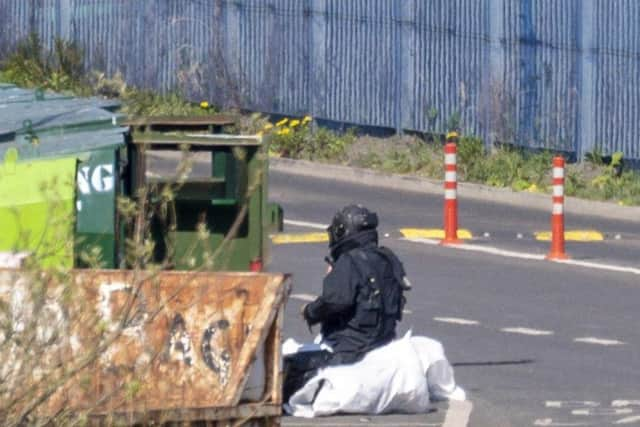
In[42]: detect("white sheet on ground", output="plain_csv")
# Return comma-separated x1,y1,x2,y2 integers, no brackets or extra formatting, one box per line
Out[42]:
284,331,465,418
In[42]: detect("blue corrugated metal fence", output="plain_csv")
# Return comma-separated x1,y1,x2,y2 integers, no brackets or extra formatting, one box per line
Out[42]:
1,0,639,161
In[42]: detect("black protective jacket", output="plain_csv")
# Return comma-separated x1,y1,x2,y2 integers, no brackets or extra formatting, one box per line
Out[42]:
303,229,408,364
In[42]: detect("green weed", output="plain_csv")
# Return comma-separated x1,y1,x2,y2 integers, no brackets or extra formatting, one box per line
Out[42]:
0,33,221,118
1,33,88,93
120,89,217,118
265,117,354,162
457,136,486,182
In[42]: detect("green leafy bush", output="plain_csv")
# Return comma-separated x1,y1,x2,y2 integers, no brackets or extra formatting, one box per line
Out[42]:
564,166,587,197
381,149,413,174
266,117,355,162
457,136,486,182
1,33,88,93
120,89,218,118
520,150,553,187
0,33,221,118
484,147,524,188
577,151,640,205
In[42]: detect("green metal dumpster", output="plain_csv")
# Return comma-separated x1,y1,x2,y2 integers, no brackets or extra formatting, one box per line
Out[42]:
127,117,282,272
0,85,128,268
0,86,282,272
0,152,77,267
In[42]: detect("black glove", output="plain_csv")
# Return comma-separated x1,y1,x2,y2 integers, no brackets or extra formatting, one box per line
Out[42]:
300,303,314,333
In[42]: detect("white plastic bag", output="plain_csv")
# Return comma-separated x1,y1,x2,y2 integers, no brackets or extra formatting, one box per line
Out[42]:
411,336,466,401
284,332,465,417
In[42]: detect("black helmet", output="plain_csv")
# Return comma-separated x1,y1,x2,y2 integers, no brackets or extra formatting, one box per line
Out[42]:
327,204,378,247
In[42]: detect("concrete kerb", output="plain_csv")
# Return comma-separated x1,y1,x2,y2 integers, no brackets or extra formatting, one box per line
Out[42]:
270,158,640,223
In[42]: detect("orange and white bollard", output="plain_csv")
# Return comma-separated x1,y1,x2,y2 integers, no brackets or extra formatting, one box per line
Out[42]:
546,156,569,260
441,132,462,245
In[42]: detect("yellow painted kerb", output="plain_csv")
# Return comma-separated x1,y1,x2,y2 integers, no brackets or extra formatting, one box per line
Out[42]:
400,228,473,240
534,230,604,242
271,232,329,245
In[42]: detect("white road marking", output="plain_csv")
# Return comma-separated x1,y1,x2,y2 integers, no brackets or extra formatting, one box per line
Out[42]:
572,408,632,416
612,400,640,407
443,400,473,427
573,337,626,346
404,237,548,260
403,237,440,245
284,219,328,230
454,243,547,260
545,401,599,409
403,237,640,277
554,259,640,276
433,317,480,326
501,327,554,336
534,419,590,426
615,415,640,424
289,293,317,302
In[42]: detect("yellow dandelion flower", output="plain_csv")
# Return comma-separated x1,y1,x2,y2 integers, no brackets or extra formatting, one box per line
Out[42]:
302,115,312,124
276,118,289,127
290,119,300,128
263,123,274,130
277,128,291,136
446,131,459,140
200,101,209,109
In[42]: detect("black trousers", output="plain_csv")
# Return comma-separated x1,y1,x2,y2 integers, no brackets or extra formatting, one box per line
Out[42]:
282,350,334,403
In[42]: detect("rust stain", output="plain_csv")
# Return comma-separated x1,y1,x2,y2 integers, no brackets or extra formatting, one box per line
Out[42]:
0,269,289,418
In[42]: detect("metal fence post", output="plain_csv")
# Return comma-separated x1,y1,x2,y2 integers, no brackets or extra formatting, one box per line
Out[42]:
518,0,538,148
310,0,328,120
397,0,416,135
485,0,505,151
576,0,596,161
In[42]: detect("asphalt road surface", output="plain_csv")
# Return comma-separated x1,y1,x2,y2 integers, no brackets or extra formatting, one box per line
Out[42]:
147,152,639,425
270,169,640,427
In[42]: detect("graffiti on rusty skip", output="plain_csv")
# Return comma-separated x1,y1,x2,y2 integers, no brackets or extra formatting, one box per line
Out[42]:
166,313,194,366
99,281,236,386
201,319,232,386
